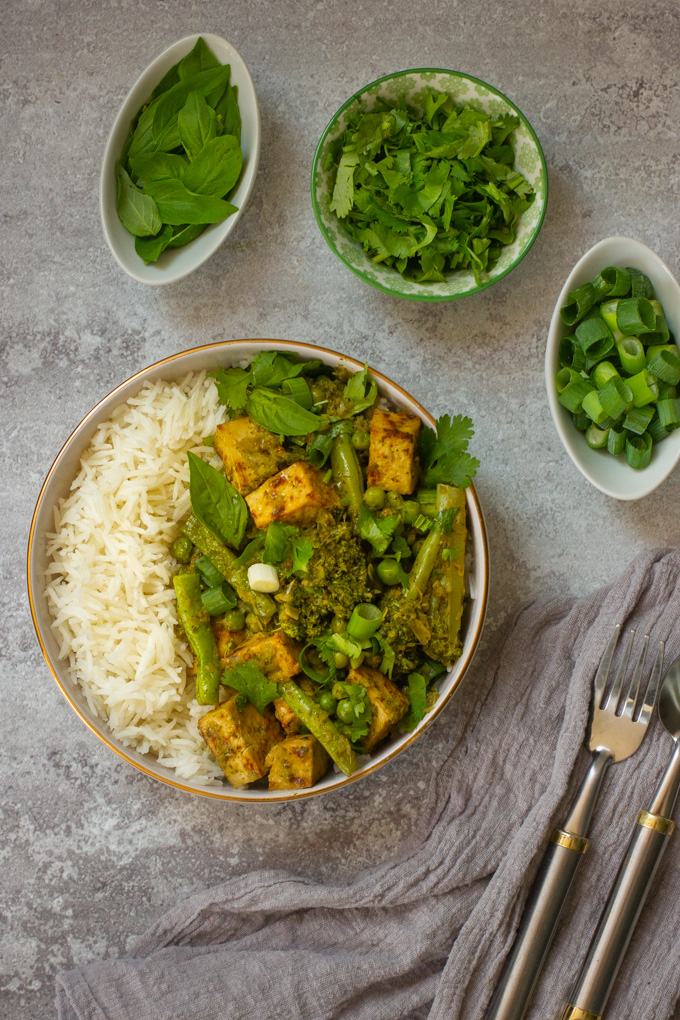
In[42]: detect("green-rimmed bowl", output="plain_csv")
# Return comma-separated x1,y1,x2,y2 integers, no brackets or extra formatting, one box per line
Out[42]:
311,68,548,302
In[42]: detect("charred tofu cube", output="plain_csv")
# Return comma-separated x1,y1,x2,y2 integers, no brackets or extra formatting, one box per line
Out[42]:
198,696,283,787
213,416,288,495
347,665,409,751
245,461,339,529
273,678,315,734
367,408,421,495
222,631,301,681
265,735,331,790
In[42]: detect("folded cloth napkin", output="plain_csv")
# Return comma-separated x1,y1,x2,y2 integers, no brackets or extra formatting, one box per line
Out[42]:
57,548,680,1020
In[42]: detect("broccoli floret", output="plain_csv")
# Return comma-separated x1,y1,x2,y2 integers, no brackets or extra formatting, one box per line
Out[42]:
378,589,431,680
279,509,372,644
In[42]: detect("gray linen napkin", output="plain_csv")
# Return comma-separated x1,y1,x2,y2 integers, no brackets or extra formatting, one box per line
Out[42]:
56,548,680,1020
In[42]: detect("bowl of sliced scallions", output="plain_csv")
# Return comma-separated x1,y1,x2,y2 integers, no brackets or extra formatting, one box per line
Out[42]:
546,236,680,500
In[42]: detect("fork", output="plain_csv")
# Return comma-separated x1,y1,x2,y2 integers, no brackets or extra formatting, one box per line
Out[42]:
485,626,664,1020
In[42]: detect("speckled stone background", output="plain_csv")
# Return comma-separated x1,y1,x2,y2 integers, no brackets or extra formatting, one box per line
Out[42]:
3,0,680,1017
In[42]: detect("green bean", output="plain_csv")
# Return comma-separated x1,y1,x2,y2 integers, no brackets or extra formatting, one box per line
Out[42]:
182,515,275,622
404,485,460,603
278,680,358,776
172,573,220,705
330,434,364,518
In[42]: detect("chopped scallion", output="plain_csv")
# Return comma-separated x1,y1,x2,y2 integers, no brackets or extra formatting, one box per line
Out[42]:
647,350,680,385
599,377,632,418
625,432,653,469
347,603,382,641
585,424,609,449
195,555,225,589
623,405,655,435
616,337,646,375
607,427,626,456
592,361,619,389
656,398,680,430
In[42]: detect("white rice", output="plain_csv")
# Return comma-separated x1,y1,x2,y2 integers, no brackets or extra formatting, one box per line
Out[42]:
44,371,230,785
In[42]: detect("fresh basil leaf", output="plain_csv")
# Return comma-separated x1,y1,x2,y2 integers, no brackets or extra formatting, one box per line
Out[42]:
151,66,230,147
142,178,237,225
128,102,158,160
134,224,174,263
246,388,323,437
263,522,298,564
150,61,181,100
187,451,248,549
250,352,323,389
215,84,241,141
290,536,314,573
115,163,162,237
129,152,187,183
358,503,399,556
182,134,242,197
166,223,206,248
214,366,250,411
178,37,221,80
401,673,427,731
223,660,278,715
178,91,217,159
343,364,378,415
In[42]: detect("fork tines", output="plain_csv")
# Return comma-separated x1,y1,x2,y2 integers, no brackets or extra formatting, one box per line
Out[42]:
595,625,664,724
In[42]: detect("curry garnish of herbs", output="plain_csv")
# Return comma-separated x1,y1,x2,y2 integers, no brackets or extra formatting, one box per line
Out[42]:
557,266,677,470
116,37,243,264
170,352,479,791
324,88,534,284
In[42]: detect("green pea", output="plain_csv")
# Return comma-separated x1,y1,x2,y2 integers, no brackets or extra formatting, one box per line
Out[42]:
351,430,370,452
171,536,193,564
334,652,349,669
244,612,260,632
336,699,355,724
402,501,420,525
331,614,347,634
386,491,403,511
364,486,385,510
377,559,402,586
223,609,246,631
318,692,337,714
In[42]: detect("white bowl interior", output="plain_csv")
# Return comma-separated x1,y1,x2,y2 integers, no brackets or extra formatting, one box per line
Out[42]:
312,69,547,300
100,34,260,286
29,341,488,801
545,236,680,500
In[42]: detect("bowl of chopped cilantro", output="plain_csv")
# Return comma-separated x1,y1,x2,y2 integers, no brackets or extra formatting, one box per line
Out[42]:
311,69,547,300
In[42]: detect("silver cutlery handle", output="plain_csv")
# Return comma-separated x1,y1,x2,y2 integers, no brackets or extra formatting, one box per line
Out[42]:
561,810,675,1020
485,753,611,1020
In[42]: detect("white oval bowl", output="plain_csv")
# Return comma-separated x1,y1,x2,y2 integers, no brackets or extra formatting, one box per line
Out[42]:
545,236,680,500
28,340,489,803
100,34,260,286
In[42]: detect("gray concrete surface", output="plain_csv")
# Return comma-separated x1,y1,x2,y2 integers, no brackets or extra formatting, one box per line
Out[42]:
2,0,680,1016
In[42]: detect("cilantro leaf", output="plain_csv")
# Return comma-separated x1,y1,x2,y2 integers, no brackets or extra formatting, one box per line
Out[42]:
329,151,359,218
328,632,364,667
214,366,250,411
419,414,479,489
223,661,279,715
401,672,427,732
290,536,314,573
373,634,395,678
343,364,378,416
332,681,372,742
358,503,399,556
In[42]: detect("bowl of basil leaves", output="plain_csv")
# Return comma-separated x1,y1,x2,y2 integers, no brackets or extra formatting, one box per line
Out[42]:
311,68,547,301
100,34,260,285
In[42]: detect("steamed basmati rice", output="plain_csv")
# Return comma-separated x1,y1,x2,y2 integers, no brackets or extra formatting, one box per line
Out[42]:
45,371,230,785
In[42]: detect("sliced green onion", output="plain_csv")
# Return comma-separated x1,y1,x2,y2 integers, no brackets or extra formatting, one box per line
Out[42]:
628,267,653,299
573,411,590,431
585,424,609,449
647,343,679,362
658,382,677,400
347,603,382,641
623,405,655,435
599,377,633,418
201,585,237,615
648,414,669,444
195,555,225,588
593,267,631,298
581,390,609,424
555,367,581,393
625,432,653,469
575,317,613,358
647,350,680,385
558,335,575,367
571,344,586,372
559,376,595,413
607,427,626,456
626,370,659,407
561,283,597,325
282,376,313,409
592,361,620,389
616,337,646,375
414,514,433,532
657,398,680,430
616,297,656,335
600,299,620,333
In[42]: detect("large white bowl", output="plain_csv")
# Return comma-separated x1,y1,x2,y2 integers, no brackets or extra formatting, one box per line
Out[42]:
545,236,680,500
28,341,489,802
100,34,260,285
